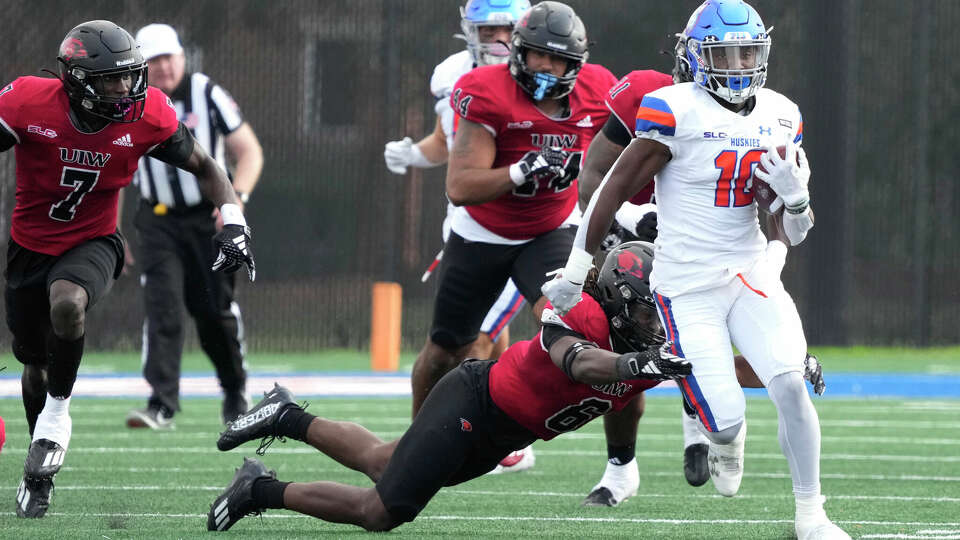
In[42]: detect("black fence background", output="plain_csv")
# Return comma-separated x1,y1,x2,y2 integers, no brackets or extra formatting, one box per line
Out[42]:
0,1,957,352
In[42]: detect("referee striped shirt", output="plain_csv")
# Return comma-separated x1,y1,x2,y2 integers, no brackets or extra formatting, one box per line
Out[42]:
136,72,243,208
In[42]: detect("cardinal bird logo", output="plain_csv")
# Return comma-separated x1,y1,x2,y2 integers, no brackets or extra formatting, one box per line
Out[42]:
617,251,645,279
460,418,473,432
60,38,88,59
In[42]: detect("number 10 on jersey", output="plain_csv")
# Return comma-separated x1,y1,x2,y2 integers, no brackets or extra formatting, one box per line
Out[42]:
713,149,764,207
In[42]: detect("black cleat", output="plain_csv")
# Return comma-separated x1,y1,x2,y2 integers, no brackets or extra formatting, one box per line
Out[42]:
581,487,618,507
16,439,66,518
221,390,252,425
684,443,710,487
208,457,275,531
217,383,299,453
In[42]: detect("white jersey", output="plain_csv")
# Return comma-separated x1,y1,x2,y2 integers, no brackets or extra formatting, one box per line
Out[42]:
635,83,803,296
429,50,473,241
430,50,473,152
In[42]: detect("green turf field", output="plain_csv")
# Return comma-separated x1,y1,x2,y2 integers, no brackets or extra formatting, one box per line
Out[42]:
1,395,958,539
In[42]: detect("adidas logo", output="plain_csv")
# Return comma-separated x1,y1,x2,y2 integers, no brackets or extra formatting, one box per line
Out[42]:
16,479,30,511
213,497,231,530
112,133,133,147
42,448,66,469
576,115,593,128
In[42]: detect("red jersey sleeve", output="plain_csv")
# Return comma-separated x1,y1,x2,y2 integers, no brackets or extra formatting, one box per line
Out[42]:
449,68,504,136
604,70,673,135
0,77,35,141
543,294,613,350
138,86,179,148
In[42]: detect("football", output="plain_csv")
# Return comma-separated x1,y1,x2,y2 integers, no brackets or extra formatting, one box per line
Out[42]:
752,145,796,214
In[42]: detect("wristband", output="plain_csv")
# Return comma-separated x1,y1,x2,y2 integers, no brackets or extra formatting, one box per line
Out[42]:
615,352,641,380
785,197,810,214
508,161,527,186
219,203,247,227
563,247,594,285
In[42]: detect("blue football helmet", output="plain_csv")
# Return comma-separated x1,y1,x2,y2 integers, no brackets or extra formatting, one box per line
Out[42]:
679,0,771,104
459,0,531,66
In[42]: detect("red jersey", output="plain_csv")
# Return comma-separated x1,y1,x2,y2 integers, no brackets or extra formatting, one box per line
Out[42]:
488,294,658,440
604,70,672,205
451,63,616,240
0,77,178,255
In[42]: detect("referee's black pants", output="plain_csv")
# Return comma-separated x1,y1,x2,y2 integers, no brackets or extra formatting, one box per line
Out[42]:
135,200,246,412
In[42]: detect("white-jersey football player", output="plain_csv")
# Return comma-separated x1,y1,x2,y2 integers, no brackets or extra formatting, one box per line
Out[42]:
383,0,534,472
544,1,848,539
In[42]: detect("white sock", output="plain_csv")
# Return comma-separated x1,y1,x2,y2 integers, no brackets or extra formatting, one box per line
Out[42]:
32,394,73,449
767,372,822,499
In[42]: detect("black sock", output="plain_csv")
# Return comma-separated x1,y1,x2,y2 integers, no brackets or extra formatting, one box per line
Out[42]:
607,443,636,465
681,396,697,418
46,333,84,399
251,477,290,510
276,405,316,442
21,365,48,436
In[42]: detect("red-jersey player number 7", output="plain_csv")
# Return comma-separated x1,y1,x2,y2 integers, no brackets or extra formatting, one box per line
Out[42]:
49,166,100,222
713,149,764,207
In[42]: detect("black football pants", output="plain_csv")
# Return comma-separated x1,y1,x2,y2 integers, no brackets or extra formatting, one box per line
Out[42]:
135,200,246,412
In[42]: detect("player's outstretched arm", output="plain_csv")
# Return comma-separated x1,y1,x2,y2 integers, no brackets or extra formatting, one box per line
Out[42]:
543,138,669,315
384,117,447,175
151,126,255,280
547,334,690,385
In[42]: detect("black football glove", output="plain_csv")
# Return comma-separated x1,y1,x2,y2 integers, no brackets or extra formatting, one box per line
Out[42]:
635,210,658,242
600,220,640,253
513,149,563,185
621,342,691,381
803,353,825,395
212,224,256,281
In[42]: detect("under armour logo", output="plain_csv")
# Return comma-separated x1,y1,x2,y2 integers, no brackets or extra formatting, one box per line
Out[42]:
759,126,772,136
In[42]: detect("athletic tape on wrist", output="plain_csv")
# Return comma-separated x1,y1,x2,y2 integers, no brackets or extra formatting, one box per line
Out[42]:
563,247,594,284
220,203,247,227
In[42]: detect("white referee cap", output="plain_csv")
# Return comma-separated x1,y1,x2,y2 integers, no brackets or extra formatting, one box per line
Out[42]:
136,23,184,60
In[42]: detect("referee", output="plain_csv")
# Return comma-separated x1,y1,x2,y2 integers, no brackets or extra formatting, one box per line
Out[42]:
125,24,264,429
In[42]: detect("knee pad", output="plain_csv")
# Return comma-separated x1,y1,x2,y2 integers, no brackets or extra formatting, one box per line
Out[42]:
703,420,743,445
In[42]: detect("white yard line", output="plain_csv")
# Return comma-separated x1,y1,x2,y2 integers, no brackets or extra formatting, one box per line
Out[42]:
3,446,958,463
5,415,960,430
0,511,955,528
38,484,960,504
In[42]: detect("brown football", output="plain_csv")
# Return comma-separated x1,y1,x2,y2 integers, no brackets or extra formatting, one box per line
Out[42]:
752,145,797,214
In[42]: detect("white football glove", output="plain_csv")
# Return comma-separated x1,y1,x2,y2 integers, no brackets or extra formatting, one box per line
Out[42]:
541,273,584,316
384,137,438,175
755,143,810,210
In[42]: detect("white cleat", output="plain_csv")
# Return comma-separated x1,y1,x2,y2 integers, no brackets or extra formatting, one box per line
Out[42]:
488,445,535,475
707,420,746,497
581,458,640,507
796,519,851,540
